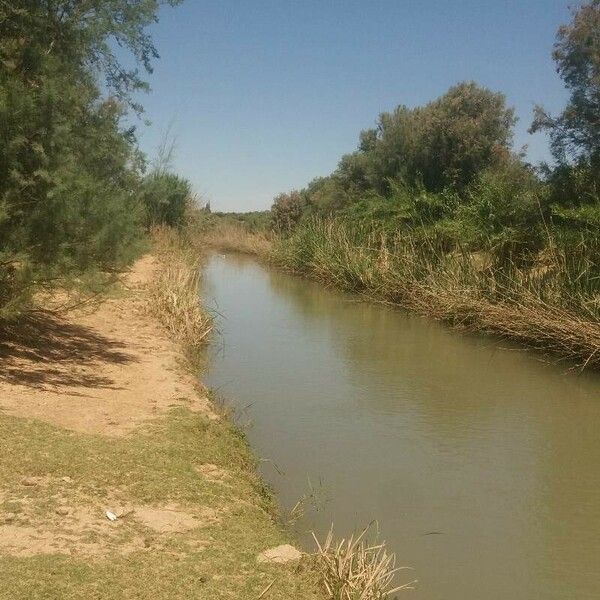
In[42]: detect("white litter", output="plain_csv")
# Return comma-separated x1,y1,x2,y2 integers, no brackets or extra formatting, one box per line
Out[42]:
105,510,118,521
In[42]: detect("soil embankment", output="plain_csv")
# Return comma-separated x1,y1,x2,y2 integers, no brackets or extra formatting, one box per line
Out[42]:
0,256,321,599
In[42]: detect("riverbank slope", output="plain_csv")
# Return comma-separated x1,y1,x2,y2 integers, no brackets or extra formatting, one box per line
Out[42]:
0,255,321,599
200,218,600,371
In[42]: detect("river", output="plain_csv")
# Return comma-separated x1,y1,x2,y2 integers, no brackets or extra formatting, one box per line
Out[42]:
203,253,600,600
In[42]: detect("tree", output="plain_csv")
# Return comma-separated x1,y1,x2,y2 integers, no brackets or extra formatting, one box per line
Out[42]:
531,0,600,163
271,191,306,233
141,172,191,228
0,1,183,318
334,82,516,196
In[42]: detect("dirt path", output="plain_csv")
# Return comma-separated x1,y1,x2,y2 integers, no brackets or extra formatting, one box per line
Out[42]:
0,255,321,599
0,256,214,436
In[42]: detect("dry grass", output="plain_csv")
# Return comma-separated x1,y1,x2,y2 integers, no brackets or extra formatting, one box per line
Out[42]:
147,226,212,359
312,524,415,600
202,222,273,257
272,219,600,370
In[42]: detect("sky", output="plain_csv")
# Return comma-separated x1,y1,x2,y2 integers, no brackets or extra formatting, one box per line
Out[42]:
134,0,574,212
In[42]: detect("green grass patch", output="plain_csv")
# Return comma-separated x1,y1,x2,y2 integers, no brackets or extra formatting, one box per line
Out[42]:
0,407,322,599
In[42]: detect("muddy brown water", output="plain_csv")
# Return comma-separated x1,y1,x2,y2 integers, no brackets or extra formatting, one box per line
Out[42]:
203,253,600,600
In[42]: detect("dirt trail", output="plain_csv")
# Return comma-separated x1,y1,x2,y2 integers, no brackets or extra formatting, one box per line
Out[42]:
0,255,214,436
0,256,319,599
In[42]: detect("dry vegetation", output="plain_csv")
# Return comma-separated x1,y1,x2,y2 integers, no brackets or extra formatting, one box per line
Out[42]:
148,226,213,361
201,222,273,258
312,524,415,600
272,220,600,370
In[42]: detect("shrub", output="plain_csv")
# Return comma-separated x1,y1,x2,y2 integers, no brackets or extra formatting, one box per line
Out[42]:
456,162,548,257
141,172,192,228
271,191,306,233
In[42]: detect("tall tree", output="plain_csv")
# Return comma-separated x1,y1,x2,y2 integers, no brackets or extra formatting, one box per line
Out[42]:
0,1,183,317
531,0,600,163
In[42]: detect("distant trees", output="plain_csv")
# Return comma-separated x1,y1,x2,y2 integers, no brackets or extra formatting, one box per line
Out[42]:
270,82,518,224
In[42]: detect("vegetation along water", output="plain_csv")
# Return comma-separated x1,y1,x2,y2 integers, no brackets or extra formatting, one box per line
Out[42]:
0,1,599,599
201,1,600,371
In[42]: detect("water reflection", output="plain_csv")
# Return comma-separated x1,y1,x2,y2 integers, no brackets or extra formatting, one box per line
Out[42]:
204,254,600,600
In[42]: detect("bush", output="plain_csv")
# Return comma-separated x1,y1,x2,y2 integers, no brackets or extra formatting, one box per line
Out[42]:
271,191,306,233
141,172,192,228
456,162,548,257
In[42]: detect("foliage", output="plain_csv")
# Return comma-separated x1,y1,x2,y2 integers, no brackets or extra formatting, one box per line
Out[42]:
329,81,516,203
270,82,519,246
259,5,600,368
271,190,307,232
267,5,600,290
141,172,191,228
530,0,600,221
531,0,600,164
211,210,272,232
456,161,549,256
0,0,181,318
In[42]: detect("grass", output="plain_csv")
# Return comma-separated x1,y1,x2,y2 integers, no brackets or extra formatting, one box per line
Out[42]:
195,214,600,370
273,221,600,368
313,524,415,600
0,227,324,599
148,226,213,363
271,219,600,370
0,408,322,599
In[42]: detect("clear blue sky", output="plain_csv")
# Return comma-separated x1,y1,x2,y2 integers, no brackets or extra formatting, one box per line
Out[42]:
135,0,573,212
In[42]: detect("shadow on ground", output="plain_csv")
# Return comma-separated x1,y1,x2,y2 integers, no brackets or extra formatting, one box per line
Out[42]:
0,312,135,390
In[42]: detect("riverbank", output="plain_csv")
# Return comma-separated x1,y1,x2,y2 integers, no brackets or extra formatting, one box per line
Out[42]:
200,218,600,371
0,251,322,598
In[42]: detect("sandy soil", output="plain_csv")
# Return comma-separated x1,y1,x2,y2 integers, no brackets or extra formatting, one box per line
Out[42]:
0,255,215,436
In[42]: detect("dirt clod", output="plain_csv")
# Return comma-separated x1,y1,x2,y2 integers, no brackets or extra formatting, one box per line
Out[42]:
257,544,302,564
21,477,39,487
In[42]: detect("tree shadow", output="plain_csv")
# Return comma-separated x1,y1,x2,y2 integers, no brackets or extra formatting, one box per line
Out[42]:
0,312,136,391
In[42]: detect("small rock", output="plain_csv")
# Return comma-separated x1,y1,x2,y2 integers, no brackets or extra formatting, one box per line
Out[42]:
114,506,134,518
4,513,16,523
55,507,70,516
257,544,302,564
21,477,38,487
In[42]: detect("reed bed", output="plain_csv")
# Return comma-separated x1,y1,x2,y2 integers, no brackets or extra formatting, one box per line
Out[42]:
312,524,415,600
148,226,212,358
272,219,600,370
201,222,273,257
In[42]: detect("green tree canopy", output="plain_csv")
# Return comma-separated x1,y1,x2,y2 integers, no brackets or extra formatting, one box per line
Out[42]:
0,0,183,318
531,0,600,163
335,82,516,197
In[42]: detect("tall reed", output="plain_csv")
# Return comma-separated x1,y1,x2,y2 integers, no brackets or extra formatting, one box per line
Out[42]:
312,523,416,600
147,226,212,359
271,218,600,370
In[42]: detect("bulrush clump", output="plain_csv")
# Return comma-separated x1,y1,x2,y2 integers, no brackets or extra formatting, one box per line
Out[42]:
147,226,212,359
312,523,416,600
